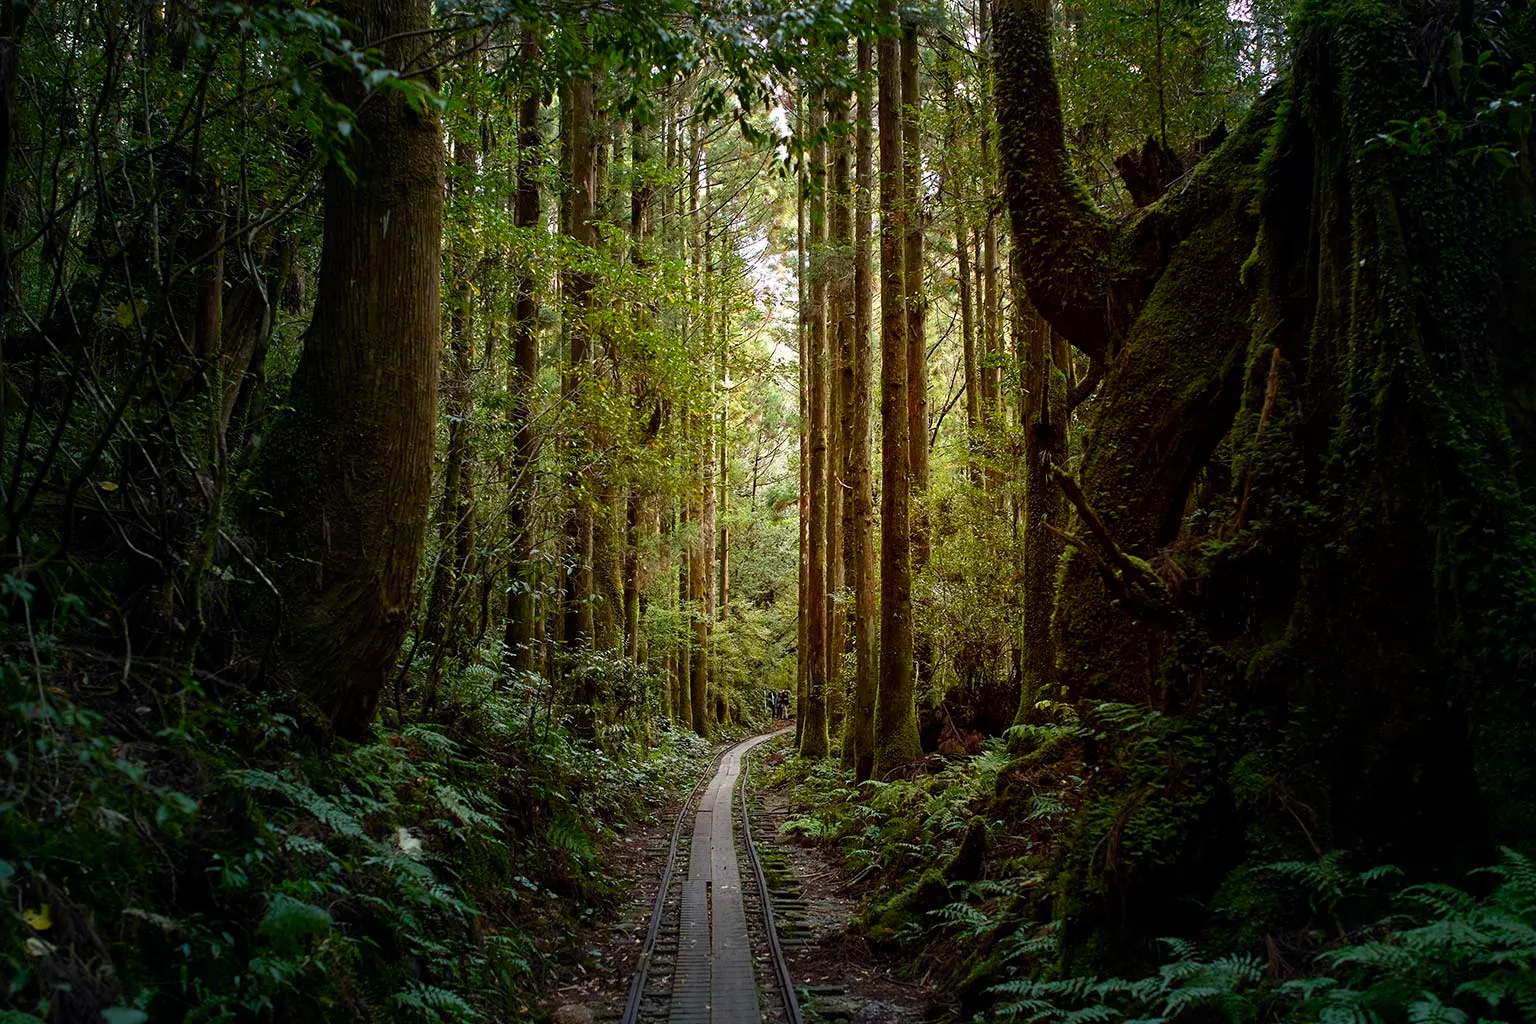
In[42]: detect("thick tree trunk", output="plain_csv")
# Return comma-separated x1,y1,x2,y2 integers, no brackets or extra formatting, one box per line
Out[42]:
250,0,442,733
874,3,921,775
993,0,1536,967
842,34,877,781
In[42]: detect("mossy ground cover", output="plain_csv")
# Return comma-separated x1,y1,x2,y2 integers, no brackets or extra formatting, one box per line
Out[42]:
762,722,1536,1023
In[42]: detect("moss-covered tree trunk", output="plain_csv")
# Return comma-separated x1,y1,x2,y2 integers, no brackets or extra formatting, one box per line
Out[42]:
827,73,852,740
801,90,831,759
994,0,1536,966
842,35,878,781
1014,286,1065,724
250,0,442,733
874,2,922,775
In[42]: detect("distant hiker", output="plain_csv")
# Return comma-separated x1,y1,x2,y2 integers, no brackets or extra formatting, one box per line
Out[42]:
779,689,791,719
766,691,777,720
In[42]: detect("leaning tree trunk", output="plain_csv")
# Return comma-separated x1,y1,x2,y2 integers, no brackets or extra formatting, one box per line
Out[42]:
993,0,1536,969
250,0,442,734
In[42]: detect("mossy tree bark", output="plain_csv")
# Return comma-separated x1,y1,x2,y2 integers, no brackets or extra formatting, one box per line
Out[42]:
994,0,1536,965
826,70,852,740
1014,285,1065,725
804,99,817,749
423,134,479,708
874,2,922,775
801,89,831,759
250,0,442,734
842,35,878,781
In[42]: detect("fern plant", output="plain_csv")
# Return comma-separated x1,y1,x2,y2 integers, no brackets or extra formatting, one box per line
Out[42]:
988,850,1536,1024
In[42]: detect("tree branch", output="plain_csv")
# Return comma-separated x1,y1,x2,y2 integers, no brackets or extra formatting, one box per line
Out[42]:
992,0,1114,359
1049,466,1181,627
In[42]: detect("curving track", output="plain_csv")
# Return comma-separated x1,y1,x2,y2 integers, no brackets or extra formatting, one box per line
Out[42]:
621,730,802,1024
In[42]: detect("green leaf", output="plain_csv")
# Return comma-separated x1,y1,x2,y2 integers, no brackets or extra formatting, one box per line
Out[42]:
114,298,148,327
258,894,332,955
102,1010,150,1024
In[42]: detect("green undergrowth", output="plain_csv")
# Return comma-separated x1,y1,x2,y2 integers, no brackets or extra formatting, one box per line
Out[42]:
764,717,1536,1023
0,632,709,1022
987,850,1536,1023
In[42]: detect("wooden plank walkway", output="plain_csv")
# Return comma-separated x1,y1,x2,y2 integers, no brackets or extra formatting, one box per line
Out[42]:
667,731,782,1024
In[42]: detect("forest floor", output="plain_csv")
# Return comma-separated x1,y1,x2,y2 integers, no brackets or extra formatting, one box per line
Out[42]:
542,731,943,1023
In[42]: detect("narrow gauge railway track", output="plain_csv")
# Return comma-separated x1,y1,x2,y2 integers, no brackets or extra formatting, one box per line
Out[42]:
620,731,802,1024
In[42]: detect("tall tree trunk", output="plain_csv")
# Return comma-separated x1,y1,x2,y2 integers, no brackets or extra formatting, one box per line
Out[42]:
424,135,479,707
827,63,853,739
698,212,717,728
563,73,598,662
795,102,810,744
949,119,978,479
1014,268,1065,724
624,110,653,664
900,20,932,703
505,29,542,678
801,90,831,758
875,2,921,774
250,0,442,734
842,34,877,781
687,112,711,738
718,368,729,622
676,503,693,730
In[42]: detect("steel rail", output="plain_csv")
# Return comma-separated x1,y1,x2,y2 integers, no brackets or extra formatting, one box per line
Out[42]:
738,737,804,1024
618,745,722,1024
